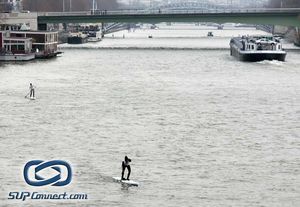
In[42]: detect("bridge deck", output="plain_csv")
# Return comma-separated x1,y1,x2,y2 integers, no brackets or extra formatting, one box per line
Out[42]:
37,9,300,27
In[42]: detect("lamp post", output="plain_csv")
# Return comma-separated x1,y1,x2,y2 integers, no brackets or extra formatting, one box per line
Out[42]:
92,0,95,13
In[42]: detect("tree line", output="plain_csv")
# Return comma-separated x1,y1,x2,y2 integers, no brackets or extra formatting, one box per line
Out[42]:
268,0,300,8
22,0,119,12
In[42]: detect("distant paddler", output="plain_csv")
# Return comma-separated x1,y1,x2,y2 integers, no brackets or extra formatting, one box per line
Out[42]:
25,83,36,99
121,156,132,180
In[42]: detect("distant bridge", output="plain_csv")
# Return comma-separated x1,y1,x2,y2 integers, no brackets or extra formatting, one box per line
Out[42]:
150,1,225,11
37,8,300,29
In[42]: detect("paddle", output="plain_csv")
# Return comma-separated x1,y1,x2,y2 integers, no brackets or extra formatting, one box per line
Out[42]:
24,92,30,99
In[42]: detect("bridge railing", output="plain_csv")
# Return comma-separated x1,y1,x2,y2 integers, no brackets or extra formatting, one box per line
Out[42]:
37,8,300,17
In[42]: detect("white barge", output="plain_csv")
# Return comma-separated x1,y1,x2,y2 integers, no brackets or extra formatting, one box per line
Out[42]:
230,36,287,62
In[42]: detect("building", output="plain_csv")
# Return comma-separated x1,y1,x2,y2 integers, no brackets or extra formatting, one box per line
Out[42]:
0,12,38,30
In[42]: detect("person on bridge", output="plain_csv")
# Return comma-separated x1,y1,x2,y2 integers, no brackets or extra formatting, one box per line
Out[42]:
121,156,131,180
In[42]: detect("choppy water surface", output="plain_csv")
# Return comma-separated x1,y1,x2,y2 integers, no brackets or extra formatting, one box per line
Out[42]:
0,32,300,207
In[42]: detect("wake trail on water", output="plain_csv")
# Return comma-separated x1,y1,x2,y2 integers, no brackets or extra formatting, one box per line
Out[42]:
257,60,285,66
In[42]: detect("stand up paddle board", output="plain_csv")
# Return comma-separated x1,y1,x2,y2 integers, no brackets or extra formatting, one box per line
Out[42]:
26,96,36,100
113,177,139,187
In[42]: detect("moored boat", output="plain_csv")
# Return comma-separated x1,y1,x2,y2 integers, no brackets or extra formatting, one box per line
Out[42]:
87,30,102,42
0,31,35,61
9,30,61,59
207,31,213,37
85,25,102,42
0,52,35,61
67,32,88,44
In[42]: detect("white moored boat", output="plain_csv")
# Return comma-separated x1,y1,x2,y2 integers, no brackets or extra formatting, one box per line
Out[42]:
0,31,35,61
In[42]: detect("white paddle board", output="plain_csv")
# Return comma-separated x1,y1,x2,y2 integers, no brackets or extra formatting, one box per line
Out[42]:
25,96,35,100
113,177,139,187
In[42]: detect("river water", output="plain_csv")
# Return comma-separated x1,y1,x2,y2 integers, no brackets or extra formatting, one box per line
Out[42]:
0,26,300,207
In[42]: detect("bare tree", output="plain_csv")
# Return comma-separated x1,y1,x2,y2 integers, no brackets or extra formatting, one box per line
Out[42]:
22,0,119,12
268,0,300,8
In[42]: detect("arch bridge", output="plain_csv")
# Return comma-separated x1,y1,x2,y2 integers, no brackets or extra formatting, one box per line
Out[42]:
150,1,225,11
37,8,300,29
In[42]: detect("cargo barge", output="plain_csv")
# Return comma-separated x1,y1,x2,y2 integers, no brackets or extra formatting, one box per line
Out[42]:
230,36,286,62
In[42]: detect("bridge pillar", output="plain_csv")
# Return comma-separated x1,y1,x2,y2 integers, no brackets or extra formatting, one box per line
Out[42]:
101,23,104,38
295,27,300,46
38,23,47,31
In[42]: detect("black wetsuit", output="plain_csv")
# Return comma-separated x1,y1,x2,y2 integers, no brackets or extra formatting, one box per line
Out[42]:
29,85,35,98
121,161,131,180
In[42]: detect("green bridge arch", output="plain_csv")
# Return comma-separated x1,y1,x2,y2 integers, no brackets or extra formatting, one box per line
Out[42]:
38,10,300,27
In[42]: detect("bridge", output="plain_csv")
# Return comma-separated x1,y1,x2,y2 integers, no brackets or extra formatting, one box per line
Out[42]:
37,8,300,29
149,1,225,11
